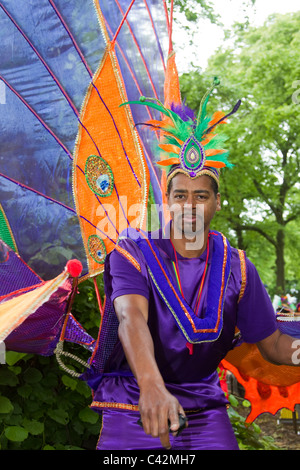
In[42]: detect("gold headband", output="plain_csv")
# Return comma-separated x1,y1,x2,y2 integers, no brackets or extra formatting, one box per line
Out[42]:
166,166,220,191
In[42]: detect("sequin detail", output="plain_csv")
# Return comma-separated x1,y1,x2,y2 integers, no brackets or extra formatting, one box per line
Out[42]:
115,245,141,272
237,249,246,303
179,135,205,177
88,235,106,264
90,401,139,411
85,155,114,197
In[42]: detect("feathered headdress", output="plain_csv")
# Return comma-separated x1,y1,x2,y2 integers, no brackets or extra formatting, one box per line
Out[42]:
121,77,241,187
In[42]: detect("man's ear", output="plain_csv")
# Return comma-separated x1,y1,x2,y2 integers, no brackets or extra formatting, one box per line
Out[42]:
216,193,221,212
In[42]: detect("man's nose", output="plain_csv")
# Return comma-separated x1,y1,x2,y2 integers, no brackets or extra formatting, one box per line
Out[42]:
185,194,195,207
184,201,194,212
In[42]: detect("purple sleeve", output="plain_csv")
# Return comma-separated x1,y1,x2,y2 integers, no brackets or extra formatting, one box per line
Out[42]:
236,258,278,343
107,238,150,302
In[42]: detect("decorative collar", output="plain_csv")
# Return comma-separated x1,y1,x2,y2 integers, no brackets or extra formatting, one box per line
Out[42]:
124,227,231,344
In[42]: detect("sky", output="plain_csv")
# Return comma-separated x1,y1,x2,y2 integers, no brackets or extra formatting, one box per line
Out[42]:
174,0,300,72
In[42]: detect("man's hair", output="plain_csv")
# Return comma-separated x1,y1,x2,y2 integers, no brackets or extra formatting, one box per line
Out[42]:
167,171,219,197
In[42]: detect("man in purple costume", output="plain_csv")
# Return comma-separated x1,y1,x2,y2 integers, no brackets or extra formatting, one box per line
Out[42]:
91,166,300,451
88,84,300,450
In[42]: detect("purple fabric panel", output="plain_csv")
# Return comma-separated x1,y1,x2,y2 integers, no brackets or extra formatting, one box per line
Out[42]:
97,406,239,450
0,178,88,280
93,372,228,412
87,296,120,379
0,241,42,296
277,319,300,339
53,0,105,75
0,0,103,279
63,314,96,352
236,260,277,343
0,0,102,131
109,238,150,303
0,246,95,354
100,0,167,98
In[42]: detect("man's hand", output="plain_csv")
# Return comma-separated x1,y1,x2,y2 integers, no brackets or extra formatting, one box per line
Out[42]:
138,380,187,449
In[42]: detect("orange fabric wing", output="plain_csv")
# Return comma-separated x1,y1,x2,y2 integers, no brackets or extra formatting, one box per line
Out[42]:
223,343,300,422
73,43,149,278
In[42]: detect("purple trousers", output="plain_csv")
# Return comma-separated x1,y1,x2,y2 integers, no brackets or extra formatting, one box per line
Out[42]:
97,406,239,450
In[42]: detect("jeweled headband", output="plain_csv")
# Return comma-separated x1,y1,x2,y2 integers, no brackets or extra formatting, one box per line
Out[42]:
166,164,220,190
121,77,241,187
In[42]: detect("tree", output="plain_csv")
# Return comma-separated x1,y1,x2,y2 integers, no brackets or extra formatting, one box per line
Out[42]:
171,0,256,30
180,12,300,296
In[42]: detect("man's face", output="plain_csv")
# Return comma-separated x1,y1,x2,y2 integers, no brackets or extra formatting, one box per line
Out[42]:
166,173,221,240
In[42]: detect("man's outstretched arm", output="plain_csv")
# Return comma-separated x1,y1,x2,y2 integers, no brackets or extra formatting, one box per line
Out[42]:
257,328,300,366
114,293,186,449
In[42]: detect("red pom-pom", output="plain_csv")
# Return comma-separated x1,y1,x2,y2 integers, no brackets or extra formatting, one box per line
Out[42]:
66,259,83,277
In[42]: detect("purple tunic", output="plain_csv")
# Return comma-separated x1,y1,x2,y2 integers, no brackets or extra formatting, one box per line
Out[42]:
91,227,277,418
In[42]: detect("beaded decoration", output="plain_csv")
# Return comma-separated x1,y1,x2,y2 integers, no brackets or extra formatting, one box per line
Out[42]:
87,235,106,264
179,135,205,177
85,155,114,197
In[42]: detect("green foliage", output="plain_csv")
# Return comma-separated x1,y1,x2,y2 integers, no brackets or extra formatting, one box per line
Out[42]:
171,0,257,31
227,395,281,450
172,0,222,26
72,276,103,336
0,353,100,450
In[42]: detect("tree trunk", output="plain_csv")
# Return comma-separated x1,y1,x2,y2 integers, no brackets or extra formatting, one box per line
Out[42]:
235,226,246,251
275,228,285,294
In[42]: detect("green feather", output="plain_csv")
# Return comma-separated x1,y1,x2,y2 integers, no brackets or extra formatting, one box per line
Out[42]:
159,121,193,143
194,114,212,141
196,77,220,127
120,100,182,127
206,151,229,161
204,134,229,150
197,92,211,126
162,135,182,148
206,151,234,168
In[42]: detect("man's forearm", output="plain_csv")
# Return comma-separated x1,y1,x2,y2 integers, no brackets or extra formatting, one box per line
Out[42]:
273,333,300,366
117,304,165,388
257,329,300,366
